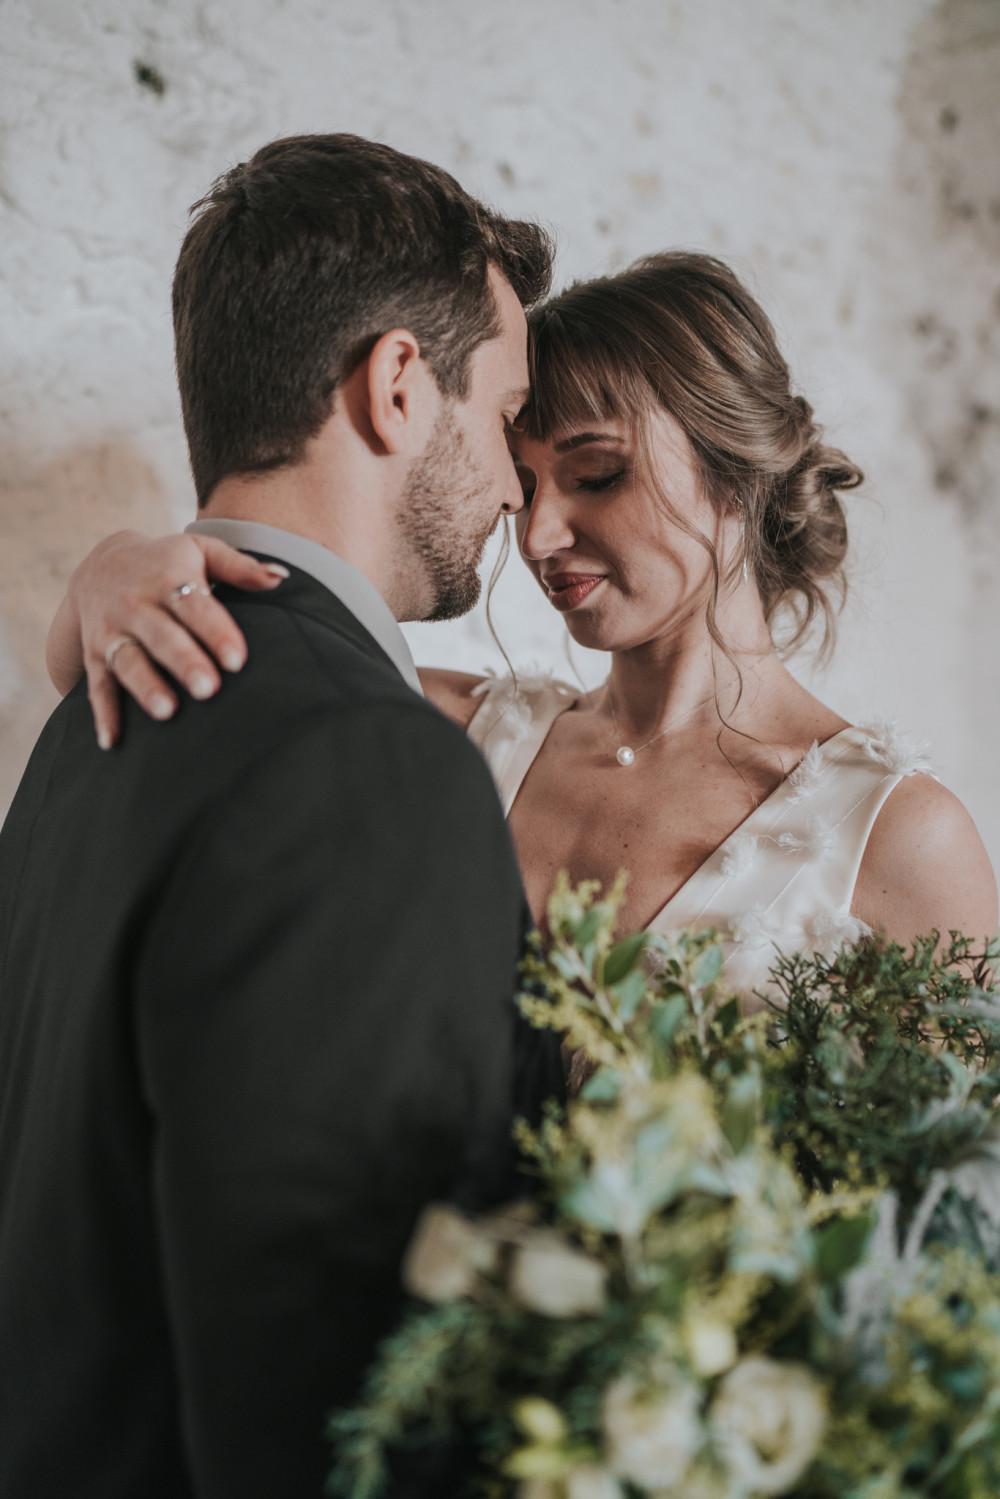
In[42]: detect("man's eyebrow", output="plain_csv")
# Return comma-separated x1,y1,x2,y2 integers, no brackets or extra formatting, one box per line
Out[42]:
503,388,531,409
553,432,626,453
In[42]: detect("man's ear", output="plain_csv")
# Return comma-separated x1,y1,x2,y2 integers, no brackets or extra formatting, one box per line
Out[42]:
365,329,437,456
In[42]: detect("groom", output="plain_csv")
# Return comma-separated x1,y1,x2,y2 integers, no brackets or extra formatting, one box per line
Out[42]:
0,136,556,1497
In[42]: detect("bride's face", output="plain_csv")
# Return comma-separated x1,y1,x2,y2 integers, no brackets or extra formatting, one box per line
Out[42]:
511,408,731,653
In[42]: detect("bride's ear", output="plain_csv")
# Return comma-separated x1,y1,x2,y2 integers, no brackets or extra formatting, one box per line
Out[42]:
363,329,439,458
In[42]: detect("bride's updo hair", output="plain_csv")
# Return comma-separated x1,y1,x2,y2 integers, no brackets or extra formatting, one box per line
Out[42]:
522,251,862,657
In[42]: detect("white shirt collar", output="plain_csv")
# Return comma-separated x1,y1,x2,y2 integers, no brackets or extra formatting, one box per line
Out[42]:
185,518,423,696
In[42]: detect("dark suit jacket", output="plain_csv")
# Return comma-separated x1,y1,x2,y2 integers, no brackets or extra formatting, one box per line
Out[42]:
0,565,560,1498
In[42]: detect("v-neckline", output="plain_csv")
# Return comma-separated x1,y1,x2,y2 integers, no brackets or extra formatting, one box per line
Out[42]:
499,690,858,931
645,724,859,933
473,679,862,936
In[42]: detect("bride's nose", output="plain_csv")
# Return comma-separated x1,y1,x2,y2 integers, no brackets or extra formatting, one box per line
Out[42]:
518,482,576,561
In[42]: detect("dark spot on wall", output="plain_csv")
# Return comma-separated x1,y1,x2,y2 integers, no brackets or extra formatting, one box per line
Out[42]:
911,312,959,368
496,161,516,188
133,61,166,97
939,104,959,131
942,178,978,220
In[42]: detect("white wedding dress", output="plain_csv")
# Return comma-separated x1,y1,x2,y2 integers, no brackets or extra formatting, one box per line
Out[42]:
468,674,934,999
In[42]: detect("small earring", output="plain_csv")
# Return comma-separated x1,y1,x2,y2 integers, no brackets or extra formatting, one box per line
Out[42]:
737,500,749,585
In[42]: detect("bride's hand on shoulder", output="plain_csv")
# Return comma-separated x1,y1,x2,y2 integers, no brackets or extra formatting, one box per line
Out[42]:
47,529,288,750
854,772,999,951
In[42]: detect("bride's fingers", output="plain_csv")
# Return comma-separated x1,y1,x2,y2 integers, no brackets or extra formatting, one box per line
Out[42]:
192,535,289,593
85,665,124,752
165,583,252,676
125,604,228,703
166,540,288,677
99,633,181,727
83,635,177,748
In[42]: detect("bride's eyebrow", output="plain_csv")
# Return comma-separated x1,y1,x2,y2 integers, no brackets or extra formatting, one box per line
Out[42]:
553,432,627,453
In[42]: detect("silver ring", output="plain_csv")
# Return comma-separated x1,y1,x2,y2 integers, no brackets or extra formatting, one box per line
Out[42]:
169,580,211,607
104,635,139,672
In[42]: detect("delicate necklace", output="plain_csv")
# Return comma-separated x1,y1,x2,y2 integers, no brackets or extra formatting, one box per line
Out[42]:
607,689,718,767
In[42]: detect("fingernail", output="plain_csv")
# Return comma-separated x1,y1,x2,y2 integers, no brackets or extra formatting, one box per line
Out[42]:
151,695,175,721
263,563,289,580
98,728,113,751
222,649,244,672
189,673,216,701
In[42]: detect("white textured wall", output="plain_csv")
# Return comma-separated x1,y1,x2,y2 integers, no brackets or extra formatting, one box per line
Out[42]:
2,0,999,871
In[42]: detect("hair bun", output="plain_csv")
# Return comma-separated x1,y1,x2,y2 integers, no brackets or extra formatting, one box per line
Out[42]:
758,436,861,650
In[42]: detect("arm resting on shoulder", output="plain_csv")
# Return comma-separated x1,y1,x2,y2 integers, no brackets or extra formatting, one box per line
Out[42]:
853,772,999,948
46,530,283,747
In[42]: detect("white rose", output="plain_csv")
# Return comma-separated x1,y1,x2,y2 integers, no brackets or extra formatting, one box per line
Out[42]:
685,1318,737,1378
510,1233,607,1317
565,1466,624,1499
402,1204,497,1302
710,1357,827,1495
602,1375,702,1490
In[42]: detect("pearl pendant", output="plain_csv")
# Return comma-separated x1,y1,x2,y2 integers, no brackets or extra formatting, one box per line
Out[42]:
616,745,636,767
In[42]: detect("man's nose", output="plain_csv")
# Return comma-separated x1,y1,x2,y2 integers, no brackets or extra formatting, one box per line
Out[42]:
499,454,524,516
518,482,576,560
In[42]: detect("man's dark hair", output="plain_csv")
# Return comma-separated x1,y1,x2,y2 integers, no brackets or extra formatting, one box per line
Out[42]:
172,134,554,504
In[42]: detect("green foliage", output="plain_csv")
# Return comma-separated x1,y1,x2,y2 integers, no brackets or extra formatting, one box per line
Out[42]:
329,876,1000,1499
759,936,1000,1212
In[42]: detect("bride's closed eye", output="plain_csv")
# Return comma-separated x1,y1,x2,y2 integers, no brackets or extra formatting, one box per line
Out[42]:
576,468,627,493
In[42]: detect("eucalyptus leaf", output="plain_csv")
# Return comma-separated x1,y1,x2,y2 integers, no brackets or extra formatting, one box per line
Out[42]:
614,969,648,1023
574,909,602,948
659,980,687,1000
695,945,724,987
581,1068,623,1104
814,1213,873,1283
721,1072,760,1155
650,994,688,1048
604,931,649,986
551,950,579,982
714,996,740,1038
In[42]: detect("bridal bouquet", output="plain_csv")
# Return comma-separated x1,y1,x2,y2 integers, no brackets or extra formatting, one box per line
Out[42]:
328,878,1000,1499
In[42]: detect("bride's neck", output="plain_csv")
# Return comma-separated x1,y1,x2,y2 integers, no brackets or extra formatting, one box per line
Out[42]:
601,620,775,740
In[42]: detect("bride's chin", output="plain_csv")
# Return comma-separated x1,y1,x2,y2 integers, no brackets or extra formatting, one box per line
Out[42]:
563,614,618,652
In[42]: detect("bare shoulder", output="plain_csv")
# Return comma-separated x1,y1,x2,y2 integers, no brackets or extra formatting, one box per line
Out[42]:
853,772,999,947
416,667,489,729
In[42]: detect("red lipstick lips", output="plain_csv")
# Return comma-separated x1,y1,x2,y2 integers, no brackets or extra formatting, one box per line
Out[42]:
543,572,605,612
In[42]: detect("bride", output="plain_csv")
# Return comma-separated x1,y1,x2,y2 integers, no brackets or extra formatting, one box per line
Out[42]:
47,252,998,992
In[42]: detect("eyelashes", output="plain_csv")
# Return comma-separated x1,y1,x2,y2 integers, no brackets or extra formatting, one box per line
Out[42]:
577,468,627,493
517,468,629,506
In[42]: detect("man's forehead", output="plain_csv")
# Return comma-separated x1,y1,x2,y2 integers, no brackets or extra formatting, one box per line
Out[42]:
488,264,528,332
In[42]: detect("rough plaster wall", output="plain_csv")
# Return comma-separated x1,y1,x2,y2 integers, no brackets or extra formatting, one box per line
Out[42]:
2,0,999,873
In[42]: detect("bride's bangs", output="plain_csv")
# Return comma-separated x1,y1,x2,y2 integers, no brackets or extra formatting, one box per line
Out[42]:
522,305,643,442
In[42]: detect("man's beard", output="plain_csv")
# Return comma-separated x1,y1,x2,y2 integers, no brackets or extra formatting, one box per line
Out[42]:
402,407,497,622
